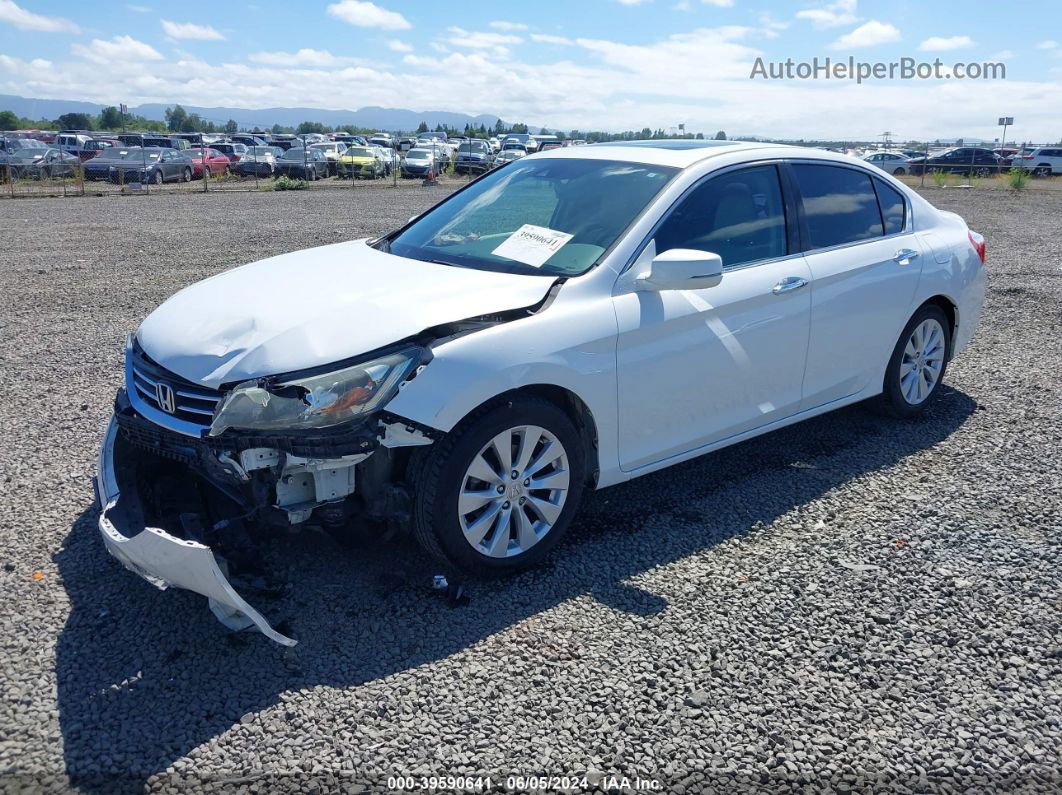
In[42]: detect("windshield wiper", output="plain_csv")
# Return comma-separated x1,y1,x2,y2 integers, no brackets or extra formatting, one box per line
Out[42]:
416,257,467,269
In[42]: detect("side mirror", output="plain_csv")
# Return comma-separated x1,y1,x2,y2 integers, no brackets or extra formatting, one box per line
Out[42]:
636,248,723,291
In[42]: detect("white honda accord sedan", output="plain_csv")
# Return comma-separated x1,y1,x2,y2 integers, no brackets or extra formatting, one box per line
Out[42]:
97,140,985,644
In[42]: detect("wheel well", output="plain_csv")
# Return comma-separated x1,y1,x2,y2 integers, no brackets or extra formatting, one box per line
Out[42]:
456,385,601,487
920,295,958,345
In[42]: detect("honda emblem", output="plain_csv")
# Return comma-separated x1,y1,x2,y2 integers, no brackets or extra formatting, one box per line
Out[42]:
155,382,176,414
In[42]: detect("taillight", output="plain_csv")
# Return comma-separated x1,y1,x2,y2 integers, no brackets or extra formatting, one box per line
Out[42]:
1022,154,1034,160
968,230,986,263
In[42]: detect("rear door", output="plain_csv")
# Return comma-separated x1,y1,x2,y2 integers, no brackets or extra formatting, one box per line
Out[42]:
792,163,923,409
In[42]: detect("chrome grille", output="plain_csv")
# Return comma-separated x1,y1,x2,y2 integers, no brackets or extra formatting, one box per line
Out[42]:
128,341,222,430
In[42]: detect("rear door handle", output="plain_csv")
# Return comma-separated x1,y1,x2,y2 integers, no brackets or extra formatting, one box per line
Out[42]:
773,276,808,294
894,248,920,265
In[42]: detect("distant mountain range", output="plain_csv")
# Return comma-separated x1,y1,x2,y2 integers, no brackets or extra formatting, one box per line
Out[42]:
0,94,504,131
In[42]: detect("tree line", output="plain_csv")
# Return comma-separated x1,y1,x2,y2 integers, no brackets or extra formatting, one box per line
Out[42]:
2,104,730,143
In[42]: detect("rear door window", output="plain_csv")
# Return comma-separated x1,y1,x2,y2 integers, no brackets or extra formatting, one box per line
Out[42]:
792,164,884,249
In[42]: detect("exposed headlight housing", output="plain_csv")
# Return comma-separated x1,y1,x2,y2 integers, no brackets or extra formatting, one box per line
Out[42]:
208,348,421,436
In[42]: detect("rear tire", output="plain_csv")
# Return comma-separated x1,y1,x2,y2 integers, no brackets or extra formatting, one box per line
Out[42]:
153,170,163,185
892,167,906,176
874,304,952,418
182,167,192,182
409,396,587,576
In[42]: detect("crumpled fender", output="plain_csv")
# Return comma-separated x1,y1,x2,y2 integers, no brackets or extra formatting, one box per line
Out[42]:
96,419,296,646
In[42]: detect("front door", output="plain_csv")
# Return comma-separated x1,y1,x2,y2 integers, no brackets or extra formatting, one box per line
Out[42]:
614,164,813,471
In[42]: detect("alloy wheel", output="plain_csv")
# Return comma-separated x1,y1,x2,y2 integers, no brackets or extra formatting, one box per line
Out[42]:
899,318,946,404
458,425,570,558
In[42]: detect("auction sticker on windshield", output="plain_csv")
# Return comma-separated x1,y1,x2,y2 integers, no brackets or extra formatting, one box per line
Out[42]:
492,224,573,267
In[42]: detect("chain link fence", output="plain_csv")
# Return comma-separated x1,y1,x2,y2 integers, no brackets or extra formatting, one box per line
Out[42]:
0,130,484,199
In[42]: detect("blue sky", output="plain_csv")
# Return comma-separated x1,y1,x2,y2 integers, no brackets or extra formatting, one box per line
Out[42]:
1,0,1060,140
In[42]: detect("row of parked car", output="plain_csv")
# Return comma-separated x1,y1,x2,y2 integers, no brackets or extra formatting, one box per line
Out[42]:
0,128,582,183
860,145,1061,176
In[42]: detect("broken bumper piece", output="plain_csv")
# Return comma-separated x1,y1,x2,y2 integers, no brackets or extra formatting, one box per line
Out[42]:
95,418,297,646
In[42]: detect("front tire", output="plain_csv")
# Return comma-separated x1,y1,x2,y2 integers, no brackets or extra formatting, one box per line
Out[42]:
875,305,952,418
182,167,192,182
410,396,587,575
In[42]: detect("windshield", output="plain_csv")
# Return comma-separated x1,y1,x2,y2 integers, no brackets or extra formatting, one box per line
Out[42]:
282,149,309,160
406,149,431,160
383,158,676,277
345,147,372,157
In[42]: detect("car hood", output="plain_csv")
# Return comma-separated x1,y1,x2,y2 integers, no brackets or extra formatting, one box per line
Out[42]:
136,239,558,389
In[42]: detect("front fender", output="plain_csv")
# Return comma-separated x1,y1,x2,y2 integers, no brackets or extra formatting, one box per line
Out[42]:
385,294,625,487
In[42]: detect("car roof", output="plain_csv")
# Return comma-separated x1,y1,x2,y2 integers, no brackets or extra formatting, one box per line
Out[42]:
526,139,925,172
525,139,790,168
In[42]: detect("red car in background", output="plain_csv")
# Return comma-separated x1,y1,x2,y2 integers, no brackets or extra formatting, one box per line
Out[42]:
185,147,231,177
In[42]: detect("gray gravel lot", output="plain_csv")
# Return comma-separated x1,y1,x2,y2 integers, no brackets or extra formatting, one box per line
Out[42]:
0,186,1059,793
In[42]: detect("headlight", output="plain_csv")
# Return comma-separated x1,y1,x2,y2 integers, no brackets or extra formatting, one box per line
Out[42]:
208,348,421,436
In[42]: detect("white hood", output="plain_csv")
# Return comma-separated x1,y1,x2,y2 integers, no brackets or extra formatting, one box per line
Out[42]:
137,239,557,388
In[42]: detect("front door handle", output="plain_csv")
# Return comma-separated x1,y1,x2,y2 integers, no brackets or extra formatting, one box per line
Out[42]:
894,248,920,265
773,276,808,294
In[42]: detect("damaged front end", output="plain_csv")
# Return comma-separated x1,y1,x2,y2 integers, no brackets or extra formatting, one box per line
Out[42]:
95,338,437,646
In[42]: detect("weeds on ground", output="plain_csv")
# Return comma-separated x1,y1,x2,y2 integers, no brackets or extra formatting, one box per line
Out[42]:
273,175,308,191
1007,167,1029,190
930,169,951,188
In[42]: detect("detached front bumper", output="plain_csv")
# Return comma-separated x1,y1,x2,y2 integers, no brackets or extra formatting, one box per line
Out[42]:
95,417,297,646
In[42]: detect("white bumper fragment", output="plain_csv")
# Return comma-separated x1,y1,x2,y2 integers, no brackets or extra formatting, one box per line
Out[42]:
96,418,297,646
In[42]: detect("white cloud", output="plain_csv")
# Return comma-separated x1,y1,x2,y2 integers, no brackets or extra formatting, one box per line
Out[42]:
249,48,361,66
71,35,164,64
918,35,974,52
444,27,522,57
387,40,413,52
490,20,528,31
616,0,650,5
829,20,900,49
161,20,224,40
5,22,1062,144
531,33,574,45
990,50,1014,61
757,13,788,38
673,0,691,9
127,4,151,12
0,0,79,33
702,0,734,6
796,0,858,29
326,0,410,30
1035,40,1058,49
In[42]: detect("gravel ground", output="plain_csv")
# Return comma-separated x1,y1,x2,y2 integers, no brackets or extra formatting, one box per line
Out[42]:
0,186,1058,793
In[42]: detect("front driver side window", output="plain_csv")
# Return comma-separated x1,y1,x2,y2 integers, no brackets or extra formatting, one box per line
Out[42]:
653,164,788,269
